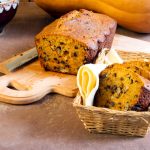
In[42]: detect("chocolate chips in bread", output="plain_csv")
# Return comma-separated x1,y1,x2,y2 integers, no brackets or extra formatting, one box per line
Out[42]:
35,9,117,74
94,64,150,111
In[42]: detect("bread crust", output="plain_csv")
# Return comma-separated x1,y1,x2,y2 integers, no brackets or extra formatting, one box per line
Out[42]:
132,80,150,111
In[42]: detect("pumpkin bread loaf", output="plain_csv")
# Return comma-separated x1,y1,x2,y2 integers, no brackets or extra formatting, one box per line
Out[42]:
35,9,117,74
94,64,150,111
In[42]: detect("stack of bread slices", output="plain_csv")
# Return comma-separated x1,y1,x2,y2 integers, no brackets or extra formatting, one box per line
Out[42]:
94,61,150,111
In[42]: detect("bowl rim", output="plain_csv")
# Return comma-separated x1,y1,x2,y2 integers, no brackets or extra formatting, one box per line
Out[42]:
0,0,19,5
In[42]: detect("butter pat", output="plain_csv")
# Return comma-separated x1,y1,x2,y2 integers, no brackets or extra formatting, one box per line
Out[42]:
77,64,107,106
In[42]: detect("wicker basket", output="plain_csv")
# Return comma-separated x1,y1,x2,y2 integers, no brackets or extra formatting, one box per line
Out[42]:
73,50,150,137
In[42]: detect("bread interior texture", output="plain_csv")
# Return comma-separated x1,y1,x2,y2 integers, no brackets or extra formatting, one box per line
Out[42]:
36,35,87,74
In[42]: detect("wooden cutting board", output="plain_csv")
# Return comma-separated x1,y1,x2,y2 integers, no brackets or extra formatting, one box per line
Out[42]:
0,61,77,104
0,34,149,104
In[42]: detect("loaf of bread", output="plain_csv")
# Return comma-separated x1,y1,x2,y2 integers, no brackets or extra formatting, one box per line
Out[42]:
35,9,117,74
94,64,150,111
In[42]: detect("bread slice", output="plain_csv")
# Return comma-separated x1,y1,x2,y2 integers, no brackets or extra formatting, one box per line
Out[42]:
111,61,150,80
35,9,116,74
123,61,150,80
94,64,150,111
124,61,150,72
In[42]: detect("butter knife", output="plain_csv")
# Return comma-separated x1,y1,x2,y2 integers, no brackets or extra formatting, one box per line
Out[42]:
0,47,38,74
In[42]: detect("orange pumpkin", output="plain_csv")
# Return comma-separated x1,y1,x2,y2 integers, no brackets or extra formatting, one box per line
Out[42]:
35,0,150,33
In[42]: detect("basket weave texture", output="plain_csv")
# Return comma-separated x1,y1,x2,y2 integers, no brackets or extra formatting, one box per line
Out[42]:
73,50,150,137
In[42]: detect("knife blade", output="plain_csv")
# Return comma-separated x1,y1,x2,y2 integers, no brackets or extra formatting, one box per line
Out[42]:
0,47,38,75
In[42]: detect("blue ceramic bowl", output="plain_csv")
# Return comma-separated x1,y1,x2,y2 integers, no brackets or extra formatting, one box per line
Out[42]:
0,0,19,33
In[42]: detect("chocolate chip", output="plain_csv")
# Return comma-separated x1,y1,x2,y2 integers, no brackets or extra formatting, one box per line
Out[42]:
135,66,139,70
120,77,124,81
38,46,42,50
113,73,117,77
74,52,78,57
104,86,110,91
61,60,65,64
127,75,131,79
116,94,121,98
130,79,133,84
56,46,61,51
111,91,115,94
100,74,107,79
134,95,138,98
75,46,78,49
64,51,69,55
60,42,65,45
54,58,59,63
106,85,111,89
65,64,70,68
119,106,122,109
39,55,43,59
58,24,62,28
145,62,149,67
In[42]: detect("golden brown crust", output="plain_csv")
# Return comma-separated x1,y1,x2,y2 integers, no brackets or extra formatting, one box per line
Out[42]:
132,85,150,111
